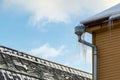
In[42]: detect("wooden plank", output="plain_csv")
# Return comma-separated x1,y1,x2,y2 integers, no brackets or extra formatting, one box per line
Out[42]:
92,20,120,80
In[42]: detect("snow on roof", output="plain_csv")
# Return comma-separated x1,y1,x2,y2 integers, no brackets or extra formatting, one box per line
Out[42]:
81,3,120,26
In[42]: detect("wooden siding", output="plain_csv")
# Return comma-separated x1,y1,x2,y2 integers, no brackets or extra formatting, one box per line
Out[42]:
93,22,120,80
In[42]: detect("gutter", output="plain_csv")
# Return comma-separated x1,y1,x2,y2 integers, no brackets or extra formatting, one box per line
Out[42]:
74,14,120,80
75,24,98,80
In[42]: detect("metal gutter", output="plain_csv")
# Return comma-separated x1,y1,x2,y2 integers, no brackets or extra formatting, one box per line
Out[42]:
75,24,98,80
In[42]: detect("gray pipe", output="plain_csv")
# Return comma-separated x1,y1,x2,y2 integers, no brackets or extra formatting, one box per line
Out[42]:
75,24,98,80
75,14,120,80
78,36,97,80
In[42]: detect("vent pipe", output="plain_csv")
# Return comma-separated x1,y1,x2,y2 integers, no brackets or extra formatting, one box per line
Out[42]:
75,24,98,80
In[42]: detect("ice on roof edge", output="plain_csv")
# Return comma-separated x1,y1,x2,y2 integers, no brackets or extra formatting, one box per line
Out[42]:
81,3,120,25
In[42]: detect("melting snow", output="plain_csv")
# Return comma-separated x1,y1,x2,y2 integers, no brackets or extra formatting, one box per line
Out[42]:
81,3,120,24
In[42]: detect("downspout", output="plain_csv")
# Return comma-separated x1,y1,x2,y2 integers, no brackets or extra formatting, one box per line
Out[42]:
75,24,98,80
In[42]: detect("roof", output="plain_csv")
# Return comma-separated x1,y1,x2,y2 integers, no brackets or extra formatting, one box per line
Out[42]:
81,3,120,26
0,46,92,79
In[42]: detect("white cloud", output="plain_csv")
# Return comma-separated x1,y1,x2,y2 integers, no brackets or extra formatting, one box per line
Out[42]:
1,0,120,27
30,44,66,59
29,43,92,72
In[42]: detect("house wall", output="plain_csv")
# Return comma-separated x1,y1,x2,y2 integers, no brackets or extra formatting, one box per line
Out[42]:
92,21,120,80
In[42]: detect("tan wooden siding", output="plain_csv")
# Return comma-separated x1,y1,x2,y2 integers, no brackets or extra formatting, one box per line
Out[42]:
93,24,120,80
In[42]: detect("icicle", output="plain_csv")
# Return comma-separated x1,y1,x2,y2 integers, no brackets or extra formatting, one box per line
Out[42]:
108,14,120,36
76,37,83,66
108,19,113,36
76,33,87,64
77,40,81,58
81,33,87,64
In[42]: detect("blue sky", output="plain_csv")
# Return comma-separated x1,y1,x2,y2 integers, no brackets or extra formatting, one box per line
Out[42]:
0,0,120,73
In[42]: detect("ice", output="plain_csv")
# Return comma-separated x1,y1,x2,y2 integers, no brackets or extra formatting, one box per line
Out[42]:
108,14,120,36
81,3,120,25
81,33,87,63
